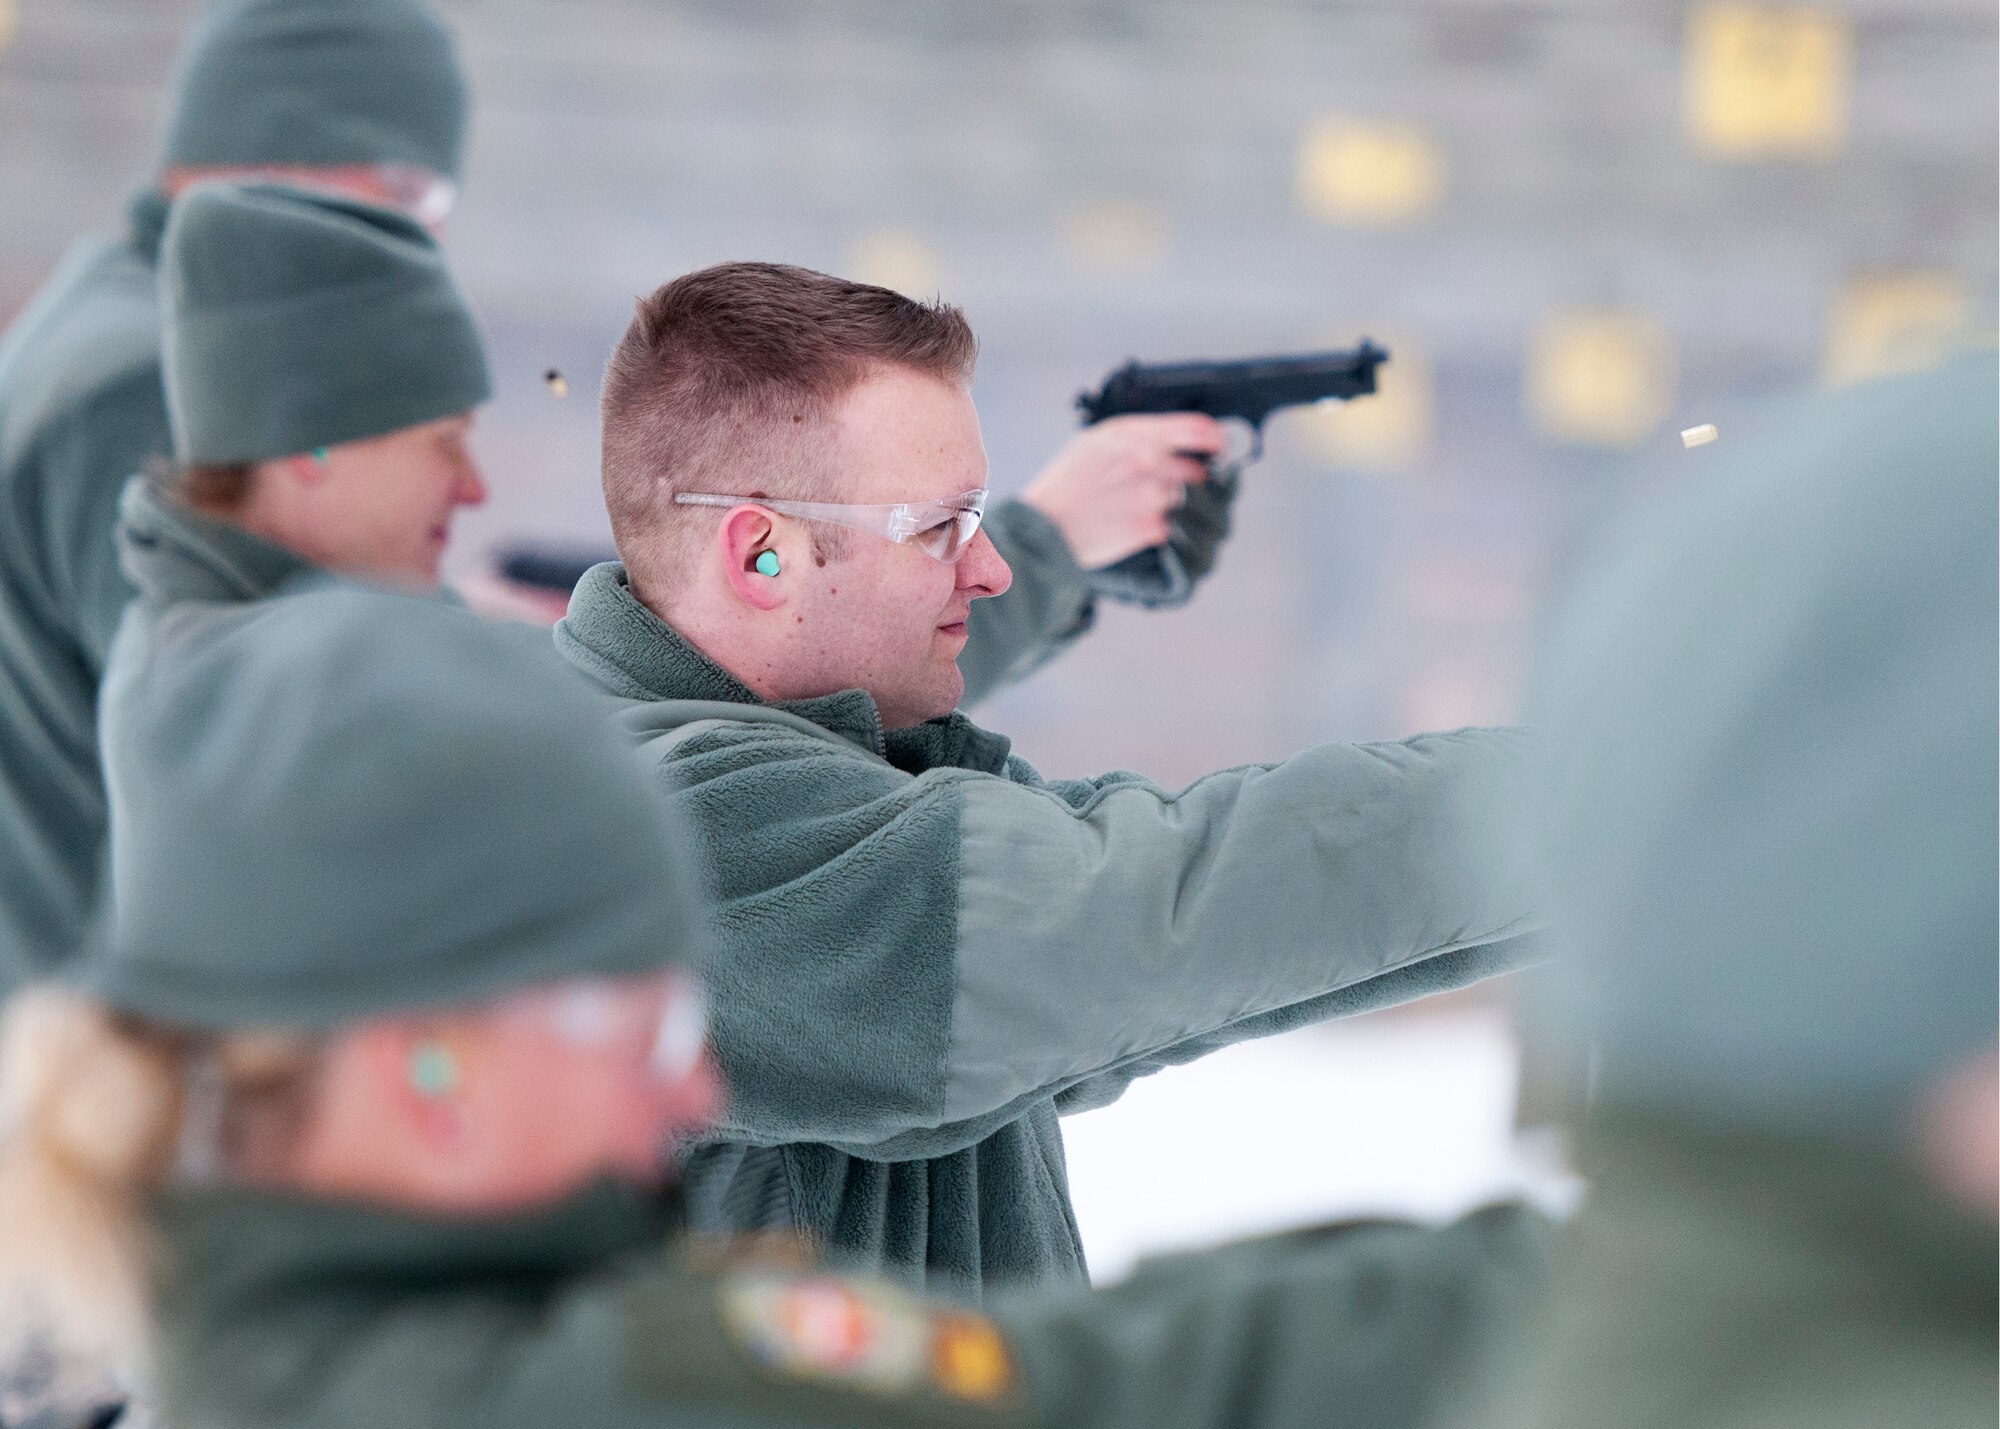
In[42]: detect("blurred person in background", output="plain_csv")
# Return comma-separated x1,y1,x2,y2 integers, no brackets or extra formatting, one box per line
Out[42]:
103,167,500,837
557,260,1545,1295
0,591,1547,1429
102,177,494,837
1511,353,1997,1427
123,177,491,593
0,0,470,998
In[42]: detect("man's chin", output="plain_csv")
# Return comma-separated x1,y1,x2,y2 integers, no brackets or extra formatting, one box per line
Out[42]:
881,669,965,729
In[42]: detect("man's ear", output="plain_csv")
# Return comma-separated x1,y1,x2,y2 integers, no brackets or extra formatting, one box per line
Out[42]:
717,506,793,613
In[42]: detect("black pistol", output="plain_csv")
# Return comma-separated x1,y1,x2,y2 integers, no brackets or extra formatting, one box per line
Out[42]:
1073,340,1388,607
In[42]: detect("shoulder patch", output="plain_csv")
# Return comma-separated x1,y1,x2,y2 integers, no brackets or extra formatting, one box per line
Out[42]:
719,1272,1014,1404
929,1311,1014,1402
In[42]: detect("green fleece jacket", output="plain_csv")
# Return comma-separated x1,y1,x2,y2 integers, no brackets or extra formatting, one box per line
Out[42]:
152,1181,1548,1429
0,191,171,987
555,563,1544,1293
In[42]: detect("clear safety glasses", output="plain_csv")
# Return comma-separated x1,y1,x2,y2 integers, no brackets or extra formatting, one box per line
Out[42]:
673,487,989,563
540,969,711,1084
371,165,459,229
220,164,457,229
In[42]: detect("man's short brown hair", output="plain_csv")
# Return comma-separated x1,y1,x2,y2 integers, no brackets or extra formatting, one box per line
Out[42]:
600,262,977,602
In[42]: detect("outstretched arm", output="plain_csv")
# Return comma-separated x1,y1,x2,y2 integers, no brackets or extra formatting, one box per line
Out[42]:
994,1203,1550,1429
654,713,1541,1160
939,727,1542,1134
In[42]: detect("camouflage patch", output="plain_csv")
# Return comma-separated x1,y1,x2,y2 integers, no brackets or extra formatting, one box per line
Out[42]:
930,1310,1013,1402
718,1272,1015,1405
719,1273,929,1395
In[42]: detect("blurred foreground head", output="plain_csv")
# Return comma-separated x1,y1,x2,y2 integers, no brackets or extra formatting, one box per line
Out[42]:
1533,353,1996,1156
0,593,716,1371
157,0,468,224
1520,355,1996,1426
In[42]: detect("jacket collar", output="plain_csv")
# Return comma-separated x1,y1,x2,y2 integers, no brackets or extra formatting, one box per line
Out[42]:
554,560,884,755
557,561,1014,774
116,475,327,608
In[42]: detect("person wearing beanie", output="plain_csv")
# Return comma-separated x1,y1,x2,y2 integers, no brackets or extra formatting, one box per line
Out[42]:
95,175,495,988
138,178,492,590
0,0,470,996
0,588,719,1383
1512,354,1997,1427
0,583,1546,1429
156,0,467,199
0,162,495,1413
96,184,492,798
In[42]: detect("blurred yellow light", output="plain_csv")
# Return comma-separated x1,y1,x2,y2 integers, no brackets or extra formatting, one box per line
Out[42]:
1527,310,1675,448
1058,202,1169,277
1297,333,1431,473
0,0,14,53
1685,6,1851,160
1821,271,1973,387
1294,119,1445,227
842,229,942,299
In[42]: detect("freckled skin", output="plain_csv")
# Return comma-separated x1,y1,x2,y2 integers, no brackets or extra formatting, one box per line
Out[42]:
669,367,1013,729
759,370,1013,727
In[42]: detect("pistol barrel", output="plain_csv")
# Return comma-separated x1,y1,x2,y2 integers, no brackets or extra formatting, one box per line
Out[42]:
1076,340,1388,428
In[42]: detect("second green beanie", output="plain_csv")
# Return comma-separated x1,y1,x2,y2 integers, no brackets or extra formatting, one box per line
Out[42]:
161,180,491,465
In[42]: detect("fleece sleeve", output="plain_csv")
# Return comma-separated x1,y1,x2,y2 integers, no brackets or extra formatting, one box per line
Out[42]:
957,500,1095,707
660,721,1541,1160
994,1204,1551,1429
941,726,1544,1129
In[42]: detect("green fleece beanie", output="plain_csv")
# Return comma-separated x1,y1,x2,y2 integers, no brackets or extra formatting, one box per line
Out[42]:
92,587,706,1029
161,180,490,464
158,0,467,179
